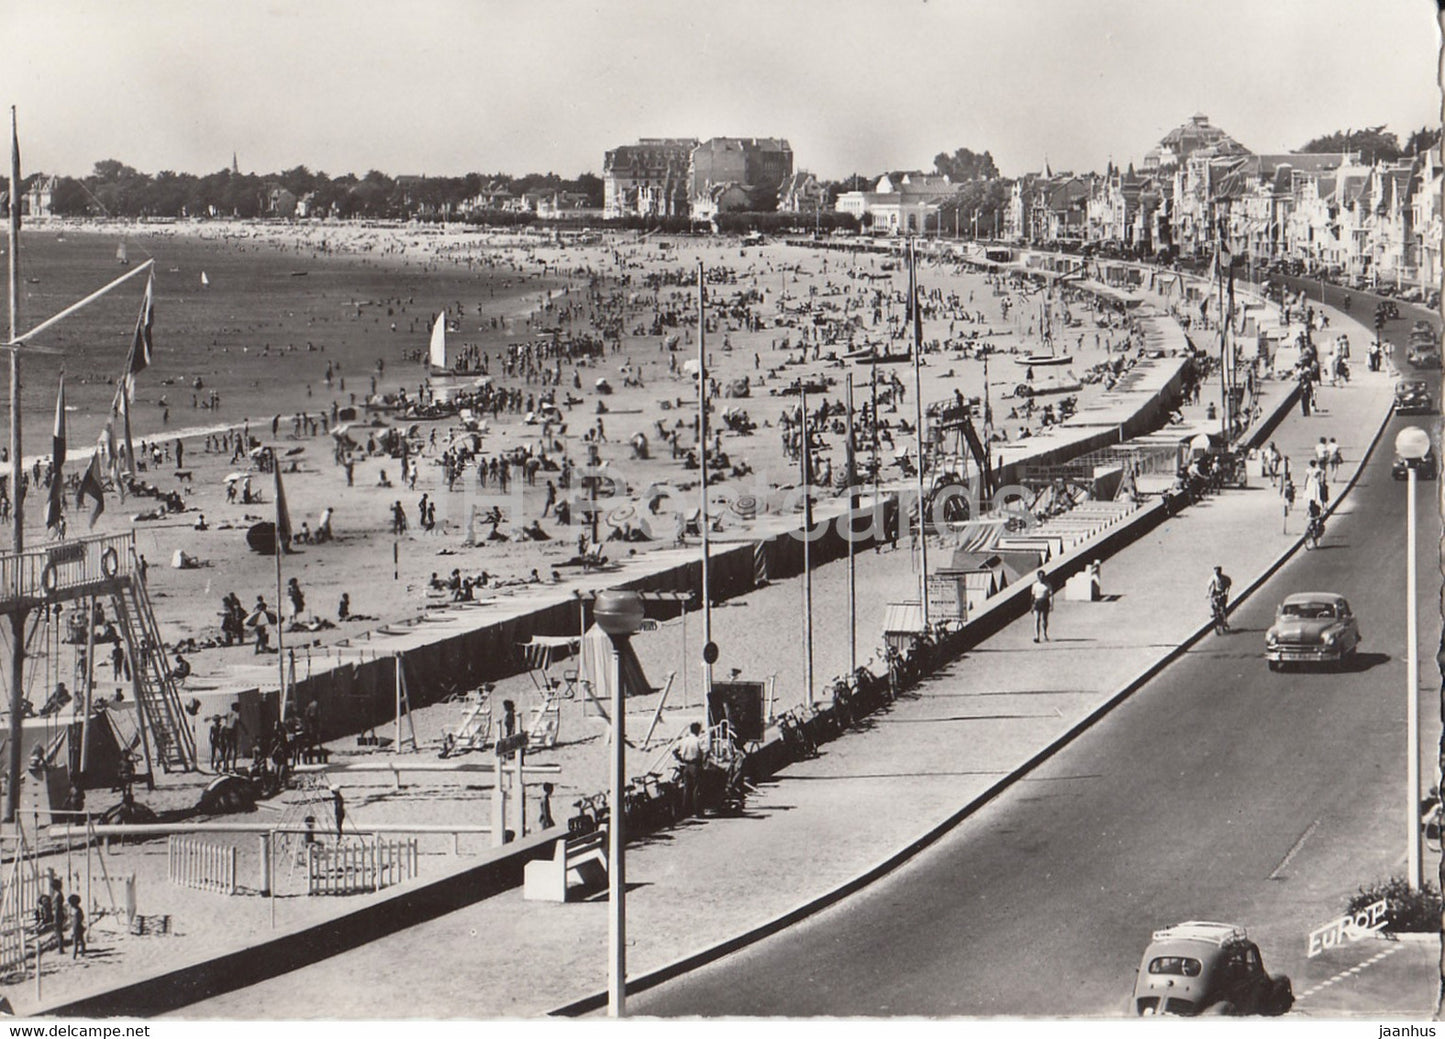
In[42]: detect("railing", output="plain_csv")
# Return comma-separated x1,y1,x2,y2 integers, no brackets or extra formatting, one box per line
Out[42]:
167,836,238,895
0,531,135,606
306,838,419,896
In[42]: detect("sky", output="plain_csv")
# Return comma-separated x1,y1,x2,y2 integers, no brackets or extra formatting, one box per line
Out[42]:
4,0,1441,182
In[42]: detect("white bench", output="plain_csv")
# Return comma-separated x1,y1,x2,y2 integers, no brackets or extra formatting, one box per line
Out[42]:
523,830,608,902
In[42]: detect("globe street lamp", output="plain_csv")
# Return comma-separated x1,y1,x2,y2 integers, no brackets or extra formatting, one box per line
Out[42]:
593,589,645,1016
1395,426,1430,891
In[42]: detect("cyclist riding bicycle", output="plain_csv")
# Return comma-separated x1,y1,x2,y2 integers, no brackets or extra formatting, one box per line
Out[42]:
1207,565,1233,634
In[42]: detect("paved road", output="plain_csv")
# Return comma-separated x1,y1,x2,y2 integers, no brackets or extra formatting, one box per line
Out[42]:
629,409,1441,1017
1263,273,1441,359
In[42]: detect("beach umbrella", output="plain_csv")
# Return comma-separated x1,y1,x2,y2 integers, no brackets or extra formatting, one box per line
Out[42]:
224,472,246,484
245,606,277,628
606,504,636,527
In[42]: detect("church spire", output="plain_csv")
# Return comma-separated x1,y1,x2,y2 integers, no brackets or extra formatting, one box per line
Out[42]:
231,151,239,175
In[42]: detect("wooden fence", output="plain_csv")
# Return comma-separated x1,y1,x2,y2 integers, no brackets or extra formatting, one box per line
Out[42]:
306,838,419,896
168,836,238,895
0,863,46,976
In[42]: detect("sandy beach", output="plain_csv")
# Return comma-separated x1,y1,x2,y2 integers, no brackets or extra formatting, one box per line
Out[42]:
10,222,1148,700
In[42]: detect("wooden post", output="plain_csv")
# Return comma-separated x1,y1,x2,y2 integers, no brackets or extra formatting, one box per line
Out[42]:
514,743,526,839
490,725,504,848
259,833,272,895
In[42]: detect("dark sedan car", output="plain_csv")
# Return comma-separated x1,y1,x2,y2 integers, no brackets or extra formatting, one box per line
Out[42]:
1392,443,1438,480
1394,379,1435,415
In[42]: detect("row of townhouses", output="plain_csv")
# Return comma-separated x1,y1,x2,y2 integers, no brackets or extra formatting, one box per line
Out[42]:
1002,114,1443,288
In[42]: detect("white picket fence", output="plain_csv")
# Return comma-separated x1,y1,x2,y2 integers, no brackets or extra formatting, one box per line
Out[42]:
168,835,238,895
306,838,418,896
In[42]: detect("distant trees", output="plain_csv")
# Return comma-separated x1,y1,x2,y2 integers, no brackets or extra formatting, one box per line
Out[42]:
933,147,1000,182
1403,126,1441,157
932,178,1012,237
1299,126,1403,164
30,160,606,220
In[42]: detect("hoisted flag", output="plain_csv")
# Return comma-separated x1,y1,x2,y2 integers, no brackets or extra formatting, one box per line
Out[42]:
273,450,292,550
125,272,155,391
77,451,104,527
45,374,65,531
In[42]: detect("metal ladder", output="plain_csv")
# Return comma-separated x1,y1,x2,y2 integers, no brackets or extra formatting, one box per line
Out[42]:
112,575,196,773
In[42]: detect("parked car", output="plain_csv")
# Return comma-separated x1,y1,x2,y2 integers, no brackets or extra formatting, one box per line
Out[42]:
1132,922,1293,1016
1394,379,1435,415
1265,592,1361,671
1392,441,1438,480
1406,344,1442,368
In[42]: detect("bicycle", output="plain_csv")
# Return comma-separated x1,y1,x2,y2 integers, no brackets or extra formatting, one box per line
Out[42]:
1210,592,1230,636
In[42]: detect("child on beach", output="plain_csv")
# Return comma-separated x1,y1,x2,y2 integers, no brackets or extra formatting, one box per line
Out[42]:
68,895,85,957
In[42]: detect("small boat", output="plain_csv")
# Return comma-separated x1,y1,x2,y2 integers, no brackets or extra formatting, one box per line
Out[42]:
290,270,308,277
116,242,128,265
1015,353,1073,366
200,271,210,287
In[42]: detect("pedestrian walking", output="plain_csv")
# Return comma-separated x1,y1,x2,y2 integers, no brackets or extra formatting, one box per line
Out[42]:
332,788,347,840
1030,569,1053,642
673,722,708,817
1328,437,1343,481
538,782,555,830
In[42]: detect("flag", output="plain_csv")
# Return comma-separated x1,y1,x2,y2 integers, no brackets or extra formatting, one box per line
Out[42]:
126,273,155,387
97,416,125,500
77,452,104,527
110,385,136,492
7,116,17,226
45,374,65,531
273,451,292,550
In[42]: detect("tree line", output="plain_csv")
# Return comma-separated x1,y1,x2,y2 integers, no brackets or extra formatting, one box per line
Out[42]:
38,161,605,219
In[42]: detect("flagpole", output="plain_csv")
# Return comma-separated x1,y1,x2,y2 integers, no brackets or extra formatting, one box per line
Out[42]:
845,373,857,676
272,448,287,723
799,385,814,707
6,107,24,823
909,238,930,630
1215,218,1229,442
696,259,713,701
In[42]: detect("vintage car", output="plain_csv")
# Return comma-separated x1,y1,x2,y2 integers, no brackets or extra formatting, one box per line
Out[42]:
1392,441,1438,480
1265,592,1361,670
1394,379,1435,415
1133,921,1293,1016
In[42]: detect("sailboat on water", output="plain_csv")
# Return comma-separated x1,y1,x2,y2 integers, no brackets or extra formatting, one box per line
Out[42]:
116,241,128,266
428,312,448,371
200,271,210,288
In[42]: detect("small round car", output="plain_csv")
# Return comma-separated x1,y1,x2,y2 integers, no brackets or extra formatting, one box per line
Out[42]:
1265,592,1361,670
1393,378,1435,416
1392,442,1438,481
1133,921,1293,1016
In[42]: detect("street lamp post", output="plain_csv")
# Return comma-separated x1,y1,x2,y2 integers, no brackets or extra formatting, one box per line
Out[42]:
1395,426,1430,891
594,589,645,1016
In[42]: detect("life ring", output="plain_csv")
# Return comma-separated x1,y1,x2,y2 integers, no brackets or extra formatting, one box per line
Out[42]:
40,564,58,596
100,547,120,577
